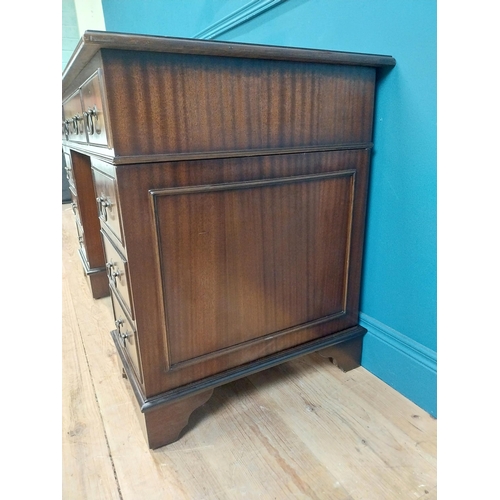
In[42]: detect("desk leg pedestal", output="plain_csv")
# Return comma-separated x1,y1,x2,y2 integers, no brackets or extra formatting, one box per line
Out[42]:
77,249,109,299
85,270,109,300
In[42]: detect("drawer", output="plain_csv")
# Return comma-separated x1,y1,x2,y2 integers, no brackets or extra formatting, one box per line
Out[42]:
63,152,75,188
101,230,134,319
93,167,123,245
110,288,142,383
62,90,86,143
69,186,80,222
81,71,108,147
69,188,87,261
75,218,87,262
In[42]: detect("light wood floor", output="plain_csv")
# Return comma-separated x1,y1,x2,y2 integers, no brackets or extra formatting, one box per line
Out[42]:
62,204,437,500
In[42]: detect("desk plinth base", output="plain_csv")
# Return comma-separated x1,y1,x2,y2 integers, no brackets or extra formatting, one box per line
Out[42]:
113,325,366,450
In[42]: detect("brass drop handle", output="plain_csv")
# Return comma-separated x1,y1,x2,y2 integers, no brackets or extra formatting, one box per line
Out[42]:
115,319,130,347
84,109,93,135
96,196,111,207
84,106,100,135
120,333,130,348
62,120,70,139
106,261,121,286
72,114,82,134
96,196,111,221
106,261,114,280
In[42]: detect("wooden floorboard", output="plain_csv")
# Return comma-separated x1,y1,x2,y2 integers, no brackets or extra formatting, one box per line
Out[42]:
62,203,437,500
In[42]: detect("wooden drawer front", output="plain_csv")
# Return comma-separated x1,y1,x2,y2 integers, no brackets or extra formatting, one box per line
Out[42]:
68,186,81,223
75,218,87,261
102,230,133,318
92,168,123,245
62,90,86,143
110,288,142,383
70,188,87,261
63,152,75,188
69,185,77,210
81,71,108,147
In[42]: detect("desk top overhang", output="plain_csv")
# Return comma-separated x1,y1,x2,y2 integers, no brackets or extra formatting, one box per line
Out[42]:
63,30,396,94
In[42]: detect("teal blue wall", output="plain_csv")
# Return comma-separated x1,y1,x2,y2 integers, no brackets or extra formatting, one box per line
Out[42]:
216,0,437,417
102,0,251,38
100,0,437,417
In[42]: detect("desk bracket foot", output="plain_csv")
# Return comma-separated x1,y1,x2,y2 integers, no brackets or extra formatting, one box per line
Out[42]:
143,389,214,450
318,333,364,372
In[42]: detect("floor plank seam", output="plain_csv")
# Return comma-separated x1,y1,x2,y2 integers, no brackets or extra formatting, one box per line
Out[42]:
71,292,124,500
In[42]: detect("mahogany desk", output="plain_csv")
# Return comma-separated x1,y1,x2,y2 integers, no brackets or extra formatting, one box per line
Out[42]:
62,30,395,449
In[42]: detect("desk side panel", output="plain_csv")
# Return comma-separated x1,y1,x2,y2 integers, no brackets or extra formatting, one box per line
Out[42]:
116,150,370,397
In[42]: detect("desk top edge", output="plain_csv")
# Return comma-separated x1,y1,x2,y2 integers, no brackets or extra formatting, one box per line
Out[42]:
62,30,396,89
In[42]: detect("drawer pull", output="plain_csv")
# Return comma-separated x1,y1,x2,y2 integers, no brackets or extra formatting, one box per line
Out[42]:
71,202,77,215
106,261,122,286
106,261,113,279
96,196,111,207
62,120,70,139
96,196,111,221
96,196,111,206
115,318,131,347
71,114,83,135
84,106,101,136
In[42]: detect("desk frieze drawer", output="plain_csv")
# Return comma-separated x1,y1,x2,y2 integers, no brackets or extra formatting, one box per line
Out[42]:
101,229,134,319
81,70,109,147
62,90,86,143
62,70,109,148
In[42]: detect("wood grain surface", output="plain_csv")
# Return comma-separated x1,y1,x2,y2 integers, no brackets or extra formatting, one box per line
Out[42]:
102,49,375,158
114,150,370,397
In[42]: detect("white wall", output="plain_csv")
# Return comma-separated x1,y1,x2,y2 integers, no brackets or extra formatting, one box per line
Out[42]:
62,0,106,72
74,0,106,35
